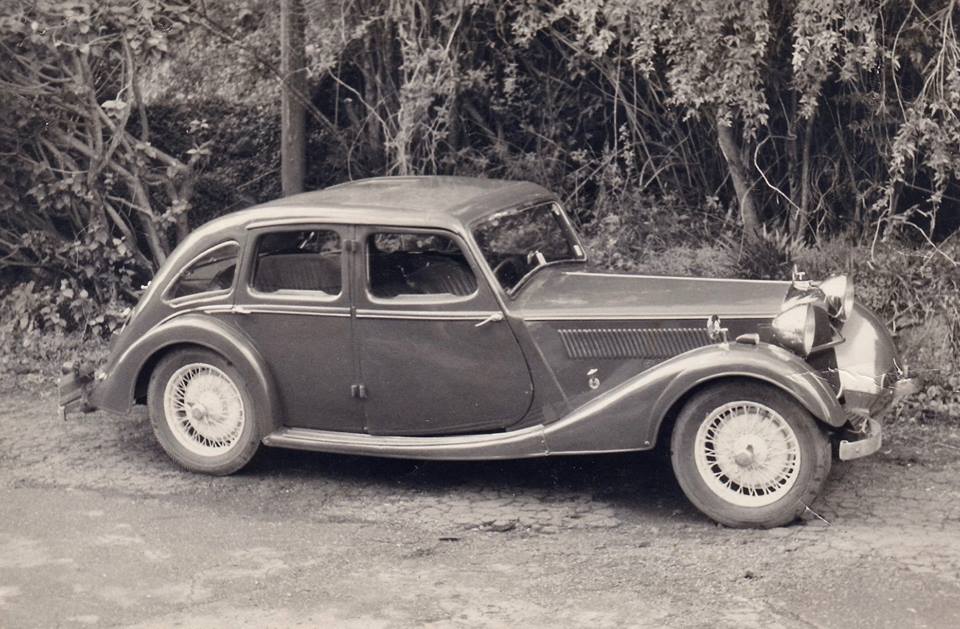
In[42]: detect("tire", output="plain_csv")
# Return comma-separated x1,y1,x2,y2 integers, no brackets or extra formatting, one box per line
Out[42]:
148,348,260,475
670,381,831,528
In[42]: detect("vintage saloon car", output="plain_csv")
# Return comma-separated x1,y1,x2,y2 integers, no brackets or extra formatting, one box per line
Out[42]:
60,176,917,528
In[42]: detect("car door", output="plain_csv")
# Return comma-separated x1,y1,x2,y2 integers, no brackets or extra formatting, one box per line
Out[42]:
355,226,534,436
233,224,363,433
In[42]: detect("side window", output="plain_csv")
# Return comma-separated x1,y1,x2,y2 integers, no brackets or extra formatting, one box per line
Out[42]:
367,231,477,299
252,229,342,295
168,242,239,300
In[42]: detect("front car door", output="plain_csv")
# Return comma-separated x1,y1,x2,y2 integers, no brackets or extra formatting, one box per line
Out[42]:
233,223,363,432
355,226,534,436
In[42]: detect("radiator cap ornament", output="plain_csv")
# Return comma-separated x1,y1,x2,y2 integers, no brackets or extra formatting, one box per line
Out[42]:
706,315,728,343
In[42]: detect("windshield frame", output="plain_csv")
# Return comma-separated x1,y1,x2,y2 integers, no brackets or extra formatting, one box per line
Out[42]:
469,201,587,297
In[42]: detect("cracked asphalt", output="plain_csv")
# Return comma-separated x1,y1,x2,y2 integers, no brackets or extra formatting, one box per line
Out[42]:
1,376,960,628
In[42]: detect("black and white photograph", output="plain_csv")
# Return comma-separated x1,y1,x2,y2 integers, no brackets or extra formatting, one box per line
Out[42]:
1,0,959,626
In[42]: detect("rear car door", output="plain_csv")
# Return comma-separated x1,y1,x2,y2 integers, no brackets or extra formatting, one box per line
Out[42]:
355,226,534,436
233,224,363,432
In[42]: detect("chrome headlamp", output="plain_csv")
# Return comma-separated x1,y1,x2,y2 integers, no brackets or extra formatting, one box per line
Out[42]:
771,303,817,356
819,274,854,321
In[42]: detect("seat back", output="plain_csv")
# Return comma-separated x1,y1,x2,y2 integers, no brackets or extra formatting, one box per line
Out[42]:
254,254,342,294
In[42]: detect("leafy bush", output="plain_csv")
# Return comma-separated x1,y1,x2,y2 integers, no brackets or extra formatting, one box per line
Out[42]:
146,100,283,226
0,280,120,377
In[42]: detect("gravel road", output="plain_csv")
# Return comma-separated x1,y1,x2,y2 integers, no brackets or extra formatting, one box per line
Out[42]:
1,377,959,628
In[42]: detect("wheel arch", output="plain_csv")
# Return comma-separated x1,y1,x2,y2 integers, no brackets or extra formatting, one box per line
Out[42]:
651,374,837,450
90,314,282,435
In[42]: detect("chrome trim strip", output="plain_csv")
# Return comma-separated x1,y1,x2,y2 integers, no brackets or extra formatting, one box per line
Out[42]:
155,304,234,327
263,425,548,460
562,271,791,285
268,424,543,447
356,309,501,321
262,425,655,459
233,303,350,317
522,313,779,322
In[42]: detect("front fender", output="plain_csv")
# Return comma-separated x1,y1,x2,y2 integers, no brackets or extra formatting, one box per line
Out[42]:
543,342,844,454
88,314,281,435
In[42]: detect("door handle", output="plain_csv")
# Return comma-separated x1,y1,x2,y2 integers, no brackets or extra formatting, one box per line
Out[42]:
474,312,504,328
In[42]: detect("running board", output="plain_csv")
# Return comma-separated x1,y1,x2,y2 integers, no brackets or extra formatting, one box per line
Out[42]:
262,425,548,460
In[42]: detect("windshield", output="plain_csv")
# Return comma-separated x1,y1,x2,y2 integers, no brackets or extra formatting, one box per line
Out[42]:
472,202,585,293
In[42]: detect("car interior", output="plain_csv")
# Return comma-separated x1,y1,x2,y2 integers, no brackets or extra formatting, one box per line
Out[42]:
252,230,343,296
367,232,477,299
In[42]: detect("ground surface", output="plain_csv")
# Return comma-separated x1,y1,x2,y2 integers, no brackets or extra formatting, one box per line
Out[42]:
1,378,960,628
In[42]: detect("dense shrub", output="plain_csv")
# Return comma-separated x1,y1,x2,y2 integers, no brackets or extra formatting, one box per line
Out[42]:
0,280,118,377
146,100,283,225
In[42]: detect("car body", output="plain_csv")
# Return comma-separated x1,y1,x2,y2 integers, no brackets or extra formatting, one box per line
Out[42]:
59,176,918,527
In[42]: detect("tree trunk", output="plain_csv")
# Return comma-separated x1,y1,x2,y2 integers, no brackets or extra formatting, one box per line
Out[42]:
280,0,306,195
716,120,762,241
796,118,814,240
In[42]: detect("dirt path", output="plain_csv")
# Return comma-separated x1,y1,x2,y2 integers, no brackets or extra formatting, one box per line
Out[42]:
1,380,959,628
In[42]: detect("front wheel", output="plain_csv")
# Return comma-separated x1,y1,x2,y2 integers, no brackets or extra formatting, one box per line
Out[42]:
670,381,831,528
148,348,260,475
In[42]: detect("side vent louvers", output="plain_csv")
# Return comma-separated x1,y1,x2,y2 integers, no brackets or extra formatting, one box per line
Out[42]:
558,328,712,359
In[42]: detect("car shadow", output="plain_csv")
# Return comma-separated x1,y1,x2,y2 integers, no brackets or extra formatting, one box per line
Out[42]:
243,444,694,520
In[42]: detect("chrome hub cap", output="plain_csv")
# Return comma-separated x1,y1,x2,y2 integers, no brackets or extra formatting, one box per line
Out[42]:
163,363,245,456
694,401,801,507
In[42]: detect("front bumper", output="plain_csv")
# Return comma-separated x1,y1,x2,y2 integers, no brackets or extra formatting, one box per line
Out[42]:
838,416,882,461
57,362,95,420
836,376,918,461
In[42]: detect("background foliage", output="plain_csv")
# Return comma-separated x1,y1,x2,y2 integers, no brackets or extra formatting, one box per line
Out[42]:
1,0,958,418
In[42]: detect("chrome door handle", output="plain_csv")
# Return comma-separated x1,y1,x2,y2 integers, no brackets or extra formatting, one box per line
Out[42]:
474,312,504,327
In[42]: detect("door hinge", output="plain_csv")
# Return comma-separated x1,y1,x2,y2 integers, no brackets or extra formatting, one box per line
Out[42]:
350,383,368,399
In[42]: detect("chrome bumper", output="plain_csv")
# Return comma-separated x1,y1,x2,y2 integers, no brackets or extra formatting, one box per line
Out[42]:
838,416,882,461
837,376,918,461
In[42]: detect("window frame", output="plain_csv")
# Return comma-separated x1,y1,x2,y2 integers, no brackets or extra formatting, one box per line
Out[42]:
245,226,346,302
163,240,241,307
363,227,482,306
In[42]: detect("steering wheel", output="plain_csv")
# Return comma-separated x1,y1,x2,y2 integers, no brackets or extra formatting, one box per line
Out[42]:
492,255,523,285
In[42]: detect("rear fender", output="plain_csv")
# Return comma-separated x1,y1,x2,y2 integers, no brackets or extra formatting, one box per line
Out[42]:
543,342,844,454
88,314,281,436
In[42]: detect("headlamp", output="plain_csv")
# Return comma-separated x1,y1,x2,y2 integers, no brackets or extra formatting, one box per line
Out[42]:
819,275,854,321
771,303,817,356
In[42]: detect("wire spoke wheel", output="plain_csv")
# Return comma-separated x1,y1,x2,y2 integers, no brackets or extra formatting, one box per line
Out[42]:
163,362,245,456
694,401,801,507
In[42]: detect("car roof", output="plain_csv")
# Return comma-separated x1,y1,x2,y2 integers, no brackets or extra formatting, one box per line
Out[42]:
205,176,556,234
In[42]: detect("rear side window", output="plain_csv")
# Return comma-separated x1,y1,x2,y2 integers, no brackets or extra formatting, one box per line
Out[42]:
252,229,342,295
168,242,239,300
367,231,477,299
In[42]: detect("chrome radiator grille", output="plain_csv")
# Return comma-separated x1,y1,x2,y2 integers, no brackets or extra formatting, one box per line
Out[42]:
558,327,712,359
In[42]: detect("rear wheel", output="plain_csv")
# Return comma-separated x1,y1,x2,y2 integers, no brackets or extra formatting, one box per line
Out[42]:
670,381,831,528
148,348,260,475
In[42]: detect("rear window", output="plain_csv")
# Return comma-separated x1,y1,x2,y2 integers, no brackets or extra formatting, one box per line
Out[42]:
168,242,239,300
